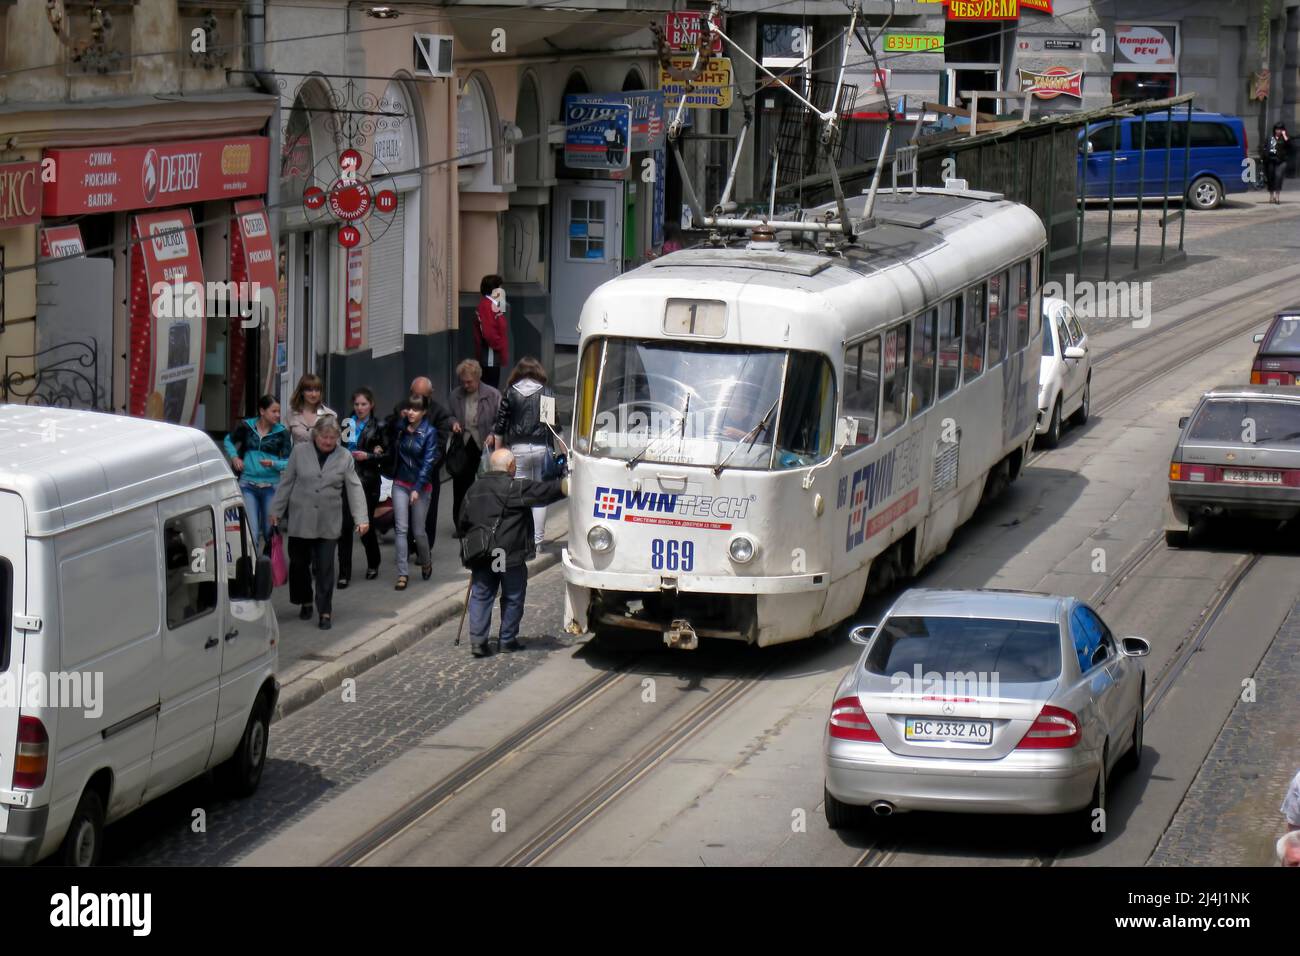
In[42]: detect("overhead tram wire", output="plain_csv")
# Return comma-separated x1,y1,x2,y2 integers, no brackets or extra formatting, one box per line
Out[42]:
2,0,1197,275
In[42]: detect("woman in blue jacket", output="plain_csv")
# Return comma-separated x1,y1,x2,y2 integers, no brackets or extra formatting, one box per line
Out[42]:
224,395,292,550
391,393,441,590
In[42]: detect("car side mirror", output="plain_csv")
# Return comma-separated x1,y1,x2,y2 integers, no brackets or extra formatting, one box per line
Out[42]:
1064,346,1086,360
1121,636,1151,657
849,624,875,645
1253,332,1265,343
253,556,274,601
1178,416,1190,429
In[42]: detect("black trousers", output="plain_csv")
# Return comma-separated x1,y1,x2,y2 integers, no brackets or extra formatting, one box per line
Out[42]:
451,442,484,532
288,536,337,615
339,479,381,578
482,364,502,390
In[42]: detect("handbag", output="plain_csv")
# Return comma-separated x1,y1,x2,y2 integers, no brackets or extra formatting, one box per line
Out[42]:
268,529,289,587
541,425,566,481
459,488,509,568
445,430,473,481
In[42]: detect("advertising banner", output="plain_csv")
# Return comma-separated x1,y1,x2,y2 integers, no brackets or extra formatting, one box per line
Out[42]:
665,11,724,53
44,137,270,215
40,224,84,258
346,247,364,350
129,210,206,425
0,161,42,227
568,91,665,152
883,33,943,53
1018,66,1084,100
231,199,277,420
564,98,633,171
947,0,1019,20
1114,24,1177,68
659,57,734,109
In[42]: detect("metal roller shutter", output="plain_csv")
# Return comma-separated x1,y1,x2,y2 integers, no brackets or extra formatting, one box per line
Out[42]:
366,194,406,357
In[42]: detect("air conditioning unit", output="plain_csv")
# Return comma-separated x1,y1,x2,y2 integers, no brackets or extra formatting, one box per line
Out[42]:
413,34,454,77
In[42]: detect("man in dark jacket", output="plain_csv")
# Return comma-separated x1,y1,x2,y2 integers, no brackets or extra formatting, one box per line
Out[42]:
386,376,455,553
457,447,567,657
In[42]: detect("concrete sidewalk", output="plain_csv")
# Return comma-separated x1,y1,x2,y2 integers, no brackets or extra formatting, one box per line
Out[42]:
270,349,578,720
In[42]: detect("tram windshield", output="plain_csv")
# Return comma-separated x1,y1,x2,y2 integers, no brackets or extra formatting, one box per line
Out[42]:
575,338,836,469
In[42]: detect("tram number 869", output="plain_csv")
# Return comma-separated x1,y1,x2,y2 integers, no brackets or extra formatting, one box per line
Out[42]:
650,538,695,572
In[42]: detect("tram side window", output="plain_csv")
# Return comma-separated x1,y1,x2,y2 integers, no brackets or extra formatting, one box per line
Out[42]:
937,297,962,399
1031,253,1043,341
843,336,881,448
881,323,911,437
963,283,987,384
775,351,837,463
1012,260,1030,352
987,270,1009,367
911,309,937,414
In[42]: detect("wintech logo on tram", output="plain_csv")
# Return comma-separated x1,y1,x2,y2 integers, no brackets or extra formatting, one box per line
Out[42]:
593,486,754,530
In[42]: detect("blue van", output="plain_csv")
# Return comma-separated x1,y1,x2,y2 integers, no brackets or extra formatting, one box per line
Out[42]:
1079,112,1248,210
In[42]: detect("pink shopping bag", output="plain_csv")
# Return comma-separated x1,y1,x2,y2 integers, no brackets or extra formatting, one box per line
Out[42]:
269,530,289,587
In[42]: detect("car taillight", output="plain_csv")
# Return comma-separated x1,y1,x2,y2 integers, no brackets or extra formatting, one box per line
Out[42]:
829,696,880,742
1171,462,1219,482
1250,369,1263,384
1257,371,1295,385
13,716,49,789
1016,704,1082,749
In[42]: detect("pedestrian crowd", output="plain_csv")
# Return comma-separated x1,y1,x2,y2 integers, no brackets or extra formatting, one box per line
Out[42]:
221,276,568,651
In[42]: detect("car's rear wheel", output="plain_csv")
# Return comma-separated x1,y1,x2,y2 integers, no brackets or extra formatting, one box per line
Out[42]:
1164,528,1189,548
1120,681,1145,774
1073,747,1109,844
1187,175,1222,210
1070,378,1091,427
1041,397,1062,449
60,788,105,867
824,784,862,831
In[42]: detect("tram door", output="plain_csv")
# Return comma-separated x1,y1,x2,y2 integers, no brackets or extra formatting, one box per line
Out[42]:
550,181,624,347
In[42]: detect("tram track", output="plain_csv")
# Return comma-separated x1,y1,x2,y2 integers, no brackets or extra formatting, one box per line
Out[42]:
332,268,1289,871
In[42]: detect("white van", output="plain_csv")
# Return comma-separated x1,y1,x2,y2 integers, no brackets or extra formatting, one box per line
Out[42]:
0,405,279,865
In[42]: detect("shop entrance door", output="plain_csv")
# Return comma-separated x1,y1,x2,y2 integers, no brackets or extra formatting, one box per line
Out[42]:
550,181,624,347
284,228,329,396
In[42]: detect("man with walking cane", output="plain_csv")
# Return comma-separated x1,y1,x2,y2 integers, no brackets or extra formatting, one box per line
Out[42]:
456,447,567,657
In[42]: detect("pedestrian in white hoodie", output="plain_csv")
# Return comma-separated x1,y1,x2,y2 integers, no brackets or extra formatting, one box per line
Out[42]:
489,356,560,549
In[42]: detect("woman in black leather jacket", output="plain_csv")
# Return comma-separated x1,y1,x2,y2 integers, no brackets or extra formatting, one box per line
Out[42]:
339,387,385,585
490,357,561,550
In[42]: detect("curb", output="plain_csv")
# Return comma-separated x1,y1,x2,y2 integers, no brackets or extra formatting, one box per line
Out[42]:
271,545,566,723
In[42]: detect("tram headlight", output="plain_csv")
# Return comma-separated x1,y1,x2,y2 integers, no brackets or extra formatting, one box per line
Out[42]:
728,534,757,564
587,524,614,553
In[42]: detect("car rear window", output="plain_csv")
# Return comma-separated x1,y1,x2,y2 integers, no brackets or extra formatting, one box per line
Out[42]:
864,615,1062,683
1189,399,1300,444
1262,316,1300,355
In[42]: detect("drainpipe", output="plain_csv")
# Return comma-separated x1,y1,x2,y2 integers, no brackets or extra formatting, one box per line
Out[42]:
247,0,282,236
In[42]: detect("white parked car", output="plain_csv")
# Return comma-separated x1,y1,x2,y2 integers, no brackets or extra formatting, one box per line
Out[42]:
1036,296,1092,448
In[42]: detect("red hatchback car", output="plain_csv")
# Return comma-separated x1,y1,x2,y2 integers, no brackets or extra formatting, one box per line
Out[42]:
1251,311,1300,386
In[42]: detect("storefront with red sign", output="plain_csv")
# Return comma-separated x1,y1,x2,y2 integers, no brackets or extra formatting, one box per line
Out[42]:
39,135,273,432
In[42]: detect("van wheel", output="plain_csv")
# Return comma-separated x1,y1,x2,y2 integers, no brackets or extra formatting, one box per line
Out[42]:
1041,398,1062,449
217,692,271,797
1070,378,1091,427
1187,176,1222,210
60,788,105,867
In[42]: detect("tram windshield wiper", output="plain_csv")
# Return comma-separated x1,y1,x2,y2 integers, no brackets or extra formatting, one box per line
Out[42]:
626,392,690,469
713,397,780,476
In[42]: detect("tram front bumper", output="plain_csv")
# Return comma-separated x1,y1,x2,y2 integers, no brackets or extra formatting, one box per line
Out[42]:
560,549,828,594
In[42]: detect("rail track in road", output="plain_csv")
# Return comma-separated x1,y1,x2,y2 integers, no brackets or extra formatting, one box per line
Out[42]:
332,287,1293,870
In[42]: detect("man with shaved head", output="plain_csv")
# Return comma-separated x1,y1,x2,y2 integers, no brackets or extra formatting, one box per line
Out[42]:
457,446,567,657
386,375,456,554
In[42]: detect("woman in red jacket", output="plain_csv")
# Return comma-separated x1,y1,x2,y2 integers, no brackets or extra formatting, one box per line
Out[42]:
474,273,509,389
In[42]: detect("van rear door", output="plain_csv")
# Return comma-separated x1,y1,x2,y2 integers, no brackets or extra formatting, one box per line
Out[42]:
0,492,28,836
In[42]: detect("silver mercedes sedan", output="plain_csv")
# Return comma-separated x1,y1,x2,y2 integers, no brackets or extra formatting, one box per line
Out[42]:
823,589,1150,841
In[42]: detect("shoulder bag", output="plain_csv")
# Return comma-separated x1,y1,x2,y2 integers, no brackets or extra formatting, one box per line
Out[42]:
460,486,510,568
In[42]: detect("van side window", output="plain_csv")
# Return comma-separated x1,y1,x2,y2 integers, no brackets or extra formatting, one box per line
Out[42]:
1191,122,1237,148
224,505,259,601
165,509,218,629
911,308,937,414
843,336,881,449
1086,123,1119,153
880,322,911,436
987,270,1009,366
937,297,962,399
962,283,987,384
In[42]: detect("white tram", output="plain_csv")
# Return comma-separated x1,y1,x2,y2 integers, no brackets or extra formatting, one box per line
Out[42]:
560,183,1048,647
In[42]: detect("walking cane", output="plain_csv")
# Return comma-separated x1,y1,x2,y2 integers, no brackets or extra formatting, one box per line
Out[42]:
453,576,473,646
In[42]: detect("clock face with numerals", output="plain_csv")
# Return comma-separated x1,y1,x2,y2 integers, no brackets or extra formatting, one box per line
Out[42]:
300,147,399,249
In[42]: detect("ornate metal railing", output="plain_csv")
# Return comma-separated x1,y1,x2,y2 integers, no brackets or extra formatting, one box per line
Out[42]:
1,340,103,410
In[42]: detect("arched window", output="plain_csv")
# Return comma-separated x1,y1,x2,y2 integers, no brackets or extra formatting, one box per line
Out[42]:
516,72,543,187
457,73,498,190
622,68,646,92
559,70,589,121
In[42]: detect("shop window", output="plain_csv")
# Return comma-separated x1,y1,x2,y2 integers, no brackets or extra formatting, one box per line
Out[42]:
568,199,607,261
181,4,241,72
1111,72,1176,104
63,1,134,76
